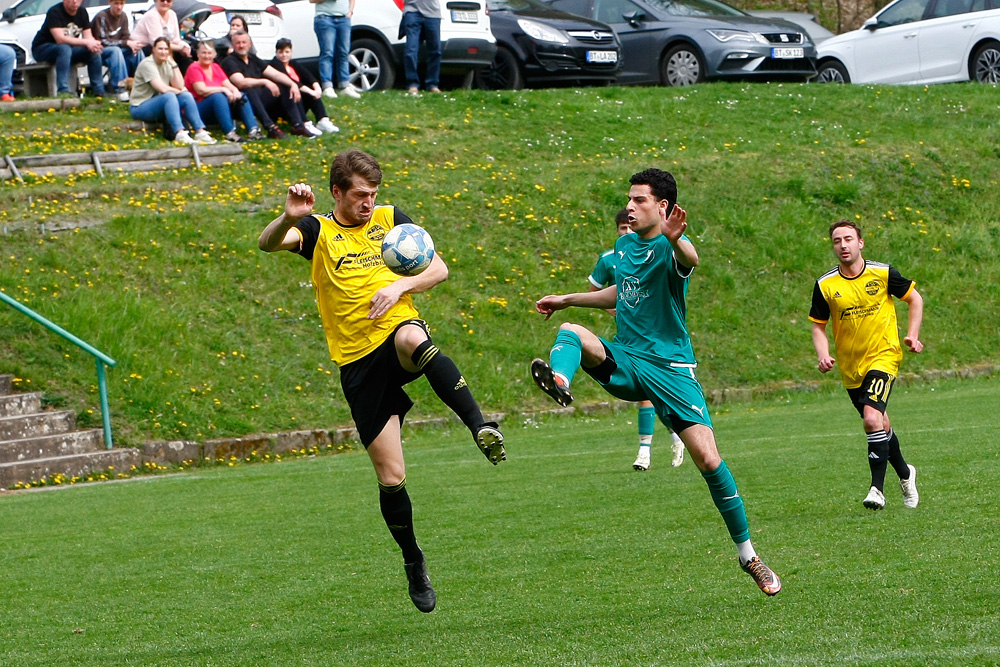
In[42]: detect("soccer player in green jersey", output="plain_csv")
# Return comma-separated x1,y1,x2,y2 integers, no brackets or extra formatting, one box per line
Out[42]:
809,219,923,511
531,168,781,596
589,208,685,472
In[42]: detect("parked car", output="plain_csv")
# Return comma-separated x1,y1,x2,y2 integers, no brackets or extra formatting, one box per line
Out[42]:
191,0,284,59
746,10,835,44
814,0,1000,84
475,0,621,89
540,0,817,86
271,0,496,91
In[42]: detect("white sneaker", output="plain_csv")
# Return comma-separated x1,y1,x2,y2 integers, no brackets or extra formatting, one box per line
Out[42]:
633,447,650,471
193,129,216,145
116,90,129,102
173,129,196,145
316,117,339,133
322,86,337,98
899,464,919,508
862,486,886,511
339,85,361,99
303,121,323,137
670,432,685,467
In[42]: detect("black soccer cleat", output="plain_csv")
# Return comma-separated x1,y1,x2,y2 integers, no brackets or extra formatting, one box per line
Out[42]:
404,552,436,613
476,422,506,465
530,358,574,407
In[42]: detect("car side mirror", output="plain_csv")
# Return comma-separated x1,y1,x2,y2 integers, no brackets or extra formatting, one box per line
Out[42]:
623,10,645,27
3,7,14,22
863,17,878,31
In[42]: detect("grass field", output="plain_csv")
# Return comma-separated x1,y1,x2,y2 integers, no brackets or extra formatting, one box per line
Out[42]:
1,374,997,666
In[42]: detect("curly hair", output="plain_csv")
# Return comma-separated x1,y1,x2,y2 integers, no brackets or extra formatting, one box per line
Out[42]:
629,168,677,212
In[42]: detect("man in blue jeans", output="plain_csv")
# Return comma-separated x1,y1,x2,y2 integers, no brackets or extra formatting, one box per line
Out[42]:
31,0,122,97
0,44,15,101
401,0,442,95
311,0,360,99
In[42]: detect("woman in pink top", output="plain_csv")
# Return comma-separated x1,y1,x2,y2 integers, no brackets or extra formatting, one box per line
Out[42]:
132,0,192,71
184,39,261,142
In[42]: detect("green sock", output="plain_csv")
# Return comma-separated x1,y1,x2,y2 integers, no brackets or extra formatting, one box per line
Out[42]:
550,329,582,386
638,406,656,438
702,460,751,544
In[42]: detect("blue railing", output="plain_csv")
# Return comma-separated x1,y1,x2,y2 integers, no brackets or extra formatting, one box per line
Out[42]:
0,290,116,449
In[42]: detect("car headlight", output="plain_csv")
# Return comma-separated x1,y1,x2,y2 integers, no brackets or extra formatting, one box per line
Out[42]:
706,29,769,45
517,19,570,44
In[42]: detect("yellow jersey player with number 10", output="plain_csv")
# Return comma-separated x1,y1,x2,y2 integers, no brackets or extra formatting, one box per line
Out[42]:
810,219,924,512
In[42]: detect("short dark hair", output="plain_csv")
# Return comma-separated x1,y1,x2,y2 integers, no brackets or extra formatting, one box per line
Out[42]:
152,36,171,49
614,208,629,225
829,219,862,238
330,149,383,193
629,168,677,214
230,15,247,28
275,38,292,51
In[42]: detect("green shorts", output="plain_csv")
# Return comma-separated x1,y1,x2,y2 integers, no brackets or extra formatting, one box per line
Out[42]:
586,339,713,431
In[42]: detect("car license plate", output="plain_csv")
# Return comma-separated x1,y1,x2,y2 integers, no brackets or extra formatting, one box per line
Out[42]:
586,50,617,64
771,47,803,59
235,12,262,24
451,10,478,22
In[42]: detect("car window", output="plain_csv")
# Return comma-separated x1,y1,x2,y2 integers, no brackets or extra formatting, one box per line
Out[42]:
875,0,931,26
548,0,592,15
594,0,643,23
927,0,969,16
646,0,745,17
488,0,549,9
11,0,60,18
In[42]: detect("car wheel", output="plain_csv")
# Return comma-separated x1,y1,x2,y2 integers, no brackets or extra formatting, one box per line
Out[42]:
660,45,704,86
349,38,395,91
814,60,850,83
971,41,1000,83
475,47,524,90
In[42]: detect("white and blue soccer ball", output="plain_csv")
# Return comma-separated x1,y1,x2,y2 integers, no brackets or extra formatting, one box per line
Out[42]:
381,223,436,276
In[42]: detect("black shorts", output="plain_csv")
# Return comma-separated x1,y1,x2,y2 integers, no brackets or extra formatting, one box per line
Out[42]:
846,369,896,417
339,319,428,447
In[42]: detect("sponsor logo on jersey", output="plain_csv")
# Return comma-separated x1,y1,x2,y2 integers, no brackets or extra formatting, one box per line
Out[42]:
367,225,387,242
839,304,879,321
334,252,383,270
865,280,881,296
619,276,649,308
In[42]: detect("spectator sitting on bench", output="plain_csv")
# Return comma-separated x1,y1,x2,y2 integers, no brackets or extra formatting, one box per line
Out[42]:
130,37,217,146
132,0,192,73
92,0,143,99
31,0,122,97
0,44,15,101
269,38,339,135
184,39,263,143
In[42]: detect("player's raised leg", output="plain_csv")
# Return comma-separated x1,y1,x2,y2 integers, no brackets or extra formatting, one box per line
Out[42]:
531,323,606,407
680,423,781,596
395,322,505,465
367,416,436,612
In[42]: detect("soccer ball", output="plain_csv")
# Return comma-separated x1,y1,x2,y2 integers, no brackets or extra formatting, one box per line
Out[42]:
381,223,436,276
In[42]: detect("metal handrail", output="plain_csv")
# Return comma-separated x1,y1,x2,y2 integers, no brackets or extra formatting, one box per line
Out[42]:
0,290,117,449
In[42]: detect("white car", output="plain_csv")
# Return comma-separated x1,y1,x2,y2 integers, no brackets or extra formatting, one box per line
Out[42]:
814,0,1000,84
270,0,496,90
185,0,284,59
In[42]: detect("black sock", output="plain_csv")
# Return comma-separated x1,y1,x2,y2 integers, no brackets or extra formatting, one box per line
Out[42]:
867,430,890,491
379,479,422,563
887,429,910,479
411,340,485,435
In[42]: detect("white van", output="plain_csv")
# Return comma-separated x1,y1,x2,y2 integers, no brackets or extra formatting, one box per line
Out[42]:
271,0,495,90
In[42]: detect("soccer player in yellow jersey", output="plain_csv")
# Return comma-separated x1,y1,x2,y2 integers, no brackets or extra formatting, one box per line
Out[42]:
258,149,505,613
809,219,924,511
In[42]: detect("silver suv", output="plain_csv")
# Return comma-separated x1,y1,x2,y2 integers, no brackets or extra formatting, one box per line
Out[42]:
271,0,496,90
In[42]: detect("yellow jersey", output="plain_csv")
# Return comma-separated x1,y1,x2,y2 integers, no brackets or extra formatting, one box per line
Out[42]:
293,205,420,366
809,260,915,389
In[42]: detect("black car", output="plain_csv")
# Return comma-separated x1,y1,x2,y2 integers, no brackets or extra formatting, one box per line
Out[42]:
542,0,816,86
476,0,622,89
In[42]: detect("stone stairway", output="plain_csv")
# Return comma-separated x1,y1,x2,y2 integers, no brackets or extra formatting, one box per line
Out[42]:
0,374,140,489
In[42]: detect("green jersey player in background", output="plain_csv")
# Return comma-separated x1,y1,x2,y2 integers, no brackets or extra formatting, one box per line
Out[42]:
531,168,781,596
589,207,685,472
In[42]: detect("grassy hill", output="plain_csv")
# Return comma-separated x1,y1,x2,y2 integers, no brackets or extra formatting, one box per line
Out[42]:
1,82,998,446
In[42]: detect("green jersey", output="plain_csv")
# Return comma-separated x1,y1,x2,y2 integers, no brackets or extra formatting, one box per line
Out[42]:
588,249,617,289
613,232,695,365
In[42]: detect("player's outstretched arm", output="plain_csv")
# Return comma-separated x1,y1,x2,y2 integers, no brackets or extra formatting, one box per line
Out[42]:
259,183,315,252
811,321,836,373
901,288,924,353
367,253,448,320
536,286,616,320
663,205,699,268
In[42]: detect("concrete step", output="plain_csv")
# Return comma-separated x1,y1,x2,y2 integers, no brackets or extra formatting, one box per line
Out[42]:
0,375,11,396
0,392,43,418
0,448,141,489
0,410,75,441
0,428,104,464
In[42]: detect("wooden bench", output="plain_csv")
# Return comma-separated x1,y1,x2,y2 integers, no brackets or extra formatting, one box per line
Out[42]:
18,63,83,98
1,144,245,181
